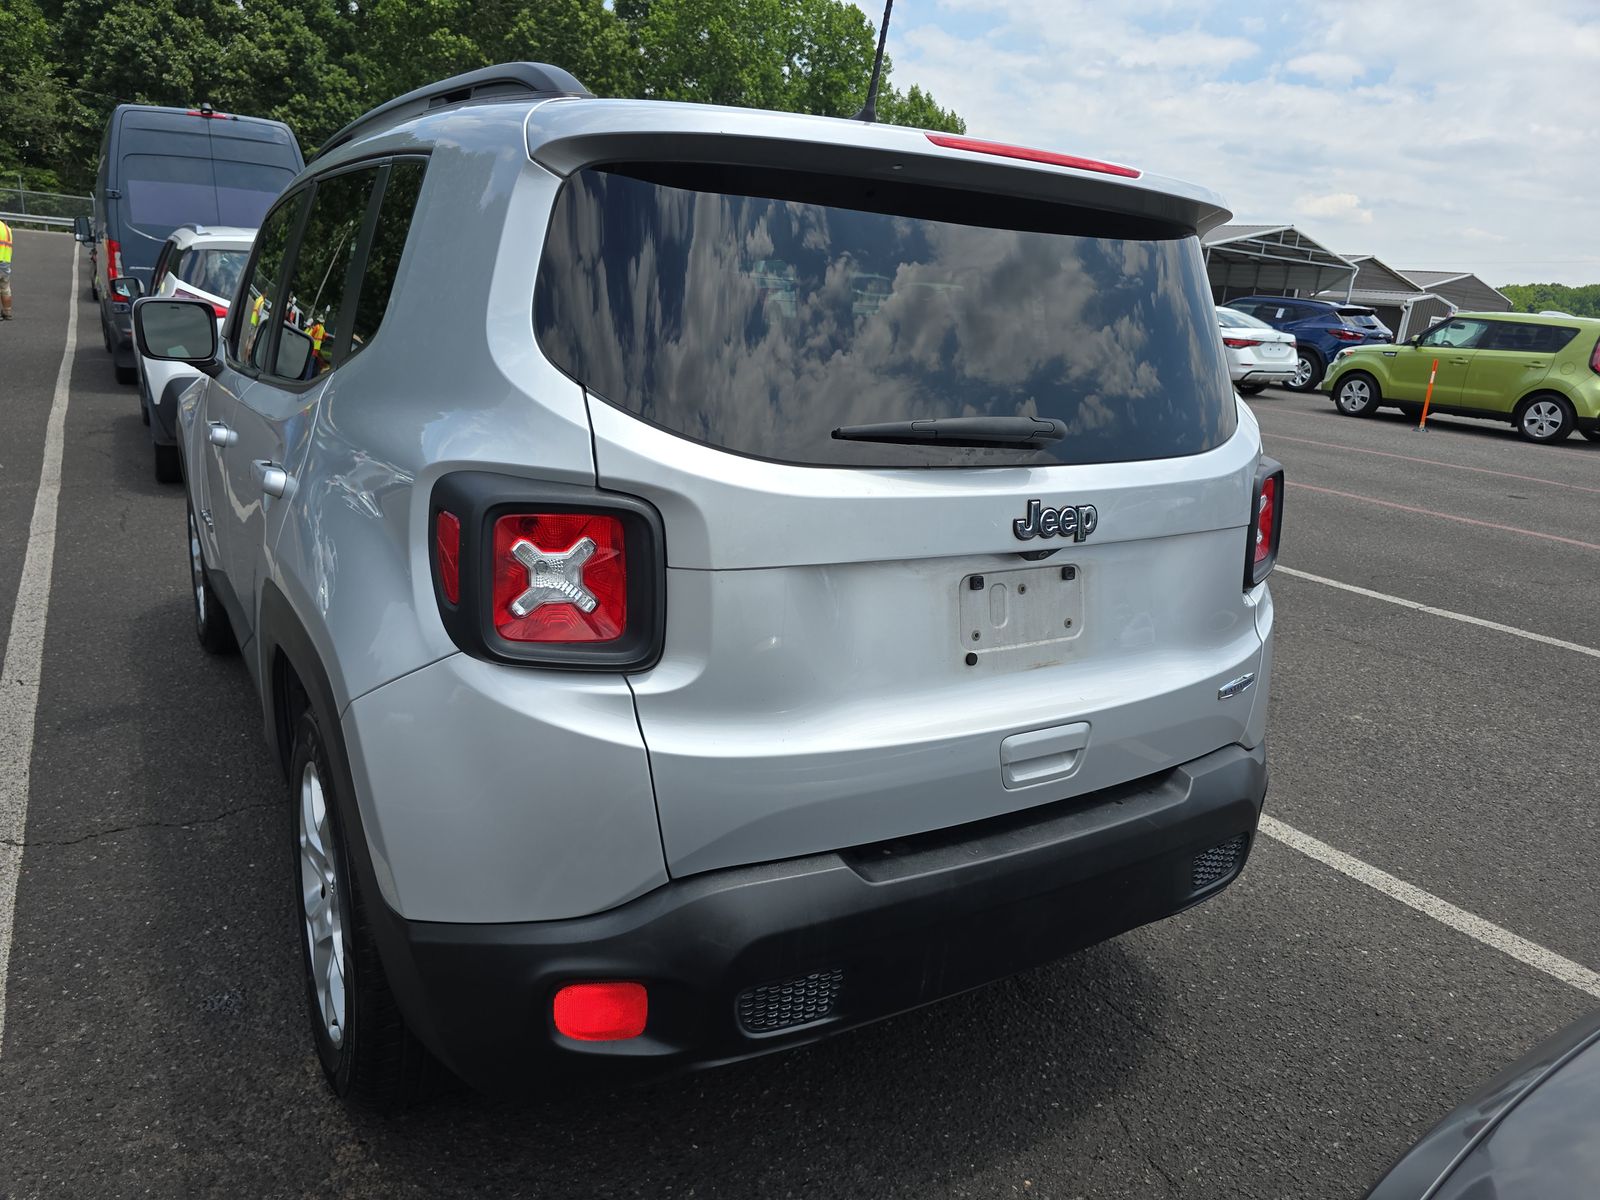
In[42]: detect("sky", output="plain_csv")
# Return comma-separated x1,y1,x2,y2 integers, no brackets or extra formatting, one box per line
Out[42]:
892,0,1600,286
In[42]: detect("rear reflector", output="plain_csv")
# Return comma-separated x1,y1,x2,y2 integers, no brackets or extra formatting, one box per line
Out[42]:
491,512,626,642
552,982,648,1041
434,511,461,605
925,133,1141,179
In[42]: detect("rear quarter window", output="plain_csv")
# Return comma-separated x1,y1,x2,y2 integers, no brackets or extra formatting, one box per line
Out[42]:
534,164,1236,468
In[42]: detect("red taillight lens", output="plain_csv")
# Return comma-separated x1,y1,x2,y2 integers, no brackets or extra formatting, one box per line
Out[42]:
1328,327,1363,342
212,303,228,319
434,511,461,605
1589,337,1600,376
925,132,1140,178
552,982,648,1041
1246,460,1284,588
1254,478,1277,567
491,512,626,643
106,238,123,280
1223,337,1262,349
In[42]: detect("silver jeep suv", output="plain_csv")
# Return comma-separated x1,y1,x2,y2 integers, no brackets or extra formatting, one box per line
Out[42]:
133,63,1281,1107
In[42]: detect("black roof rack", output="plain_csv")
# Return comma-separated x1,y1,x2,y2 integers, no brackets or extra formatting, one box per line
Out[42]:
314,62,592,160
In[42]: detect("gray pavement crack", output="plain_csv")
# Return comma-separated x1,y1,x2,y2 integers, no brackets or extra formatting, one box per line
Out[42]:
1111,1101,1180,1196
0,801,275,849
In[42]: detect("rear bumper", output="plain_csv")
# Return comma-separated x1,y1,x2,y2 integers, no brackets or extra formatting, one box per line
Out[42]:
1234,366,1297,385
374,742,1268,1095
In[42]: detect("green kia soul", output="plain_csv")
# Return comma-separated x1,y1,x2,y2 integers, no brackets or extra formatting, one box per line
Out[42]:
1320,312,1600,444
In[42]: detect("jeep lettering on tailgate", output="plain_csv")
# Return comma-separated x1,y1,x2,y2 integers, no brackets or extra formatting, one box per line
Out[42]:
1013,499,1099,542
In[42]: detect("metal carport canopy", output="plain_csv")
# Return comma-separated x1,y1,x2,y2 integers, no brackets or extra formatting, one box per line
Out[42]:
1204,224,1358,298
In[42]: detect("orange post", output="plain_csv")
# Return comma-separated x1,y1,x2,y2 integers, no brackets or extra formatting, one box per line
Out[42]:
1416,358,1439,431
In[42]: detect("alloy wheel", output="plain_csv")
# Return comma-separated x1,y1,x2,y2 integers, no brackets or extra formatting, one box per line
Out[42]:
1523,400,1565,440
1290,355,1315,389
1338,378,1371,414
299,761,349,1049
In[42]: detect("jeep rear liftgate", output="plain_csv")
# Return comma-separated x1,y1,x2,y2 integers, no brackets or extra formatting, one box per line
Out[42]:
534,159,1270,877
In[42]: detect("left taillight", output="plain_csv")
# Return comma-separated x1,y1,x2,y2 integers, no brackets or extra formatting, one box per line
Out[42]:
1246,458,1284,589
1222,337,1262,349
429,473,665,671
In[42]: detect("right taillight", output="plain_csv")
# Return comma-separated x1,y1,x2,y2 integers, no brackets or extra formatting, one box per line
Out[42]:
1223,337,1262,349
1246,458,1284,589
106,238,123,280
428,473,665,671
1589,336,1600,376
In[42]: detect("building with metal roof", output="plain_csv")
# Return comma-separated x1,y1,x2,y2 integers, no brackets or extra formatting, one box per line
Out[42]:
1396,270,1512,313
1203,224,1357,302
1314,254,1455,341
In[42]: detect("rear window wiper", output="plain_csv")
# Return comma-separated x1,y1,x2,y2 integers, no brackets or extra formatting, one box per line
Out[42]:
831,416,1067,449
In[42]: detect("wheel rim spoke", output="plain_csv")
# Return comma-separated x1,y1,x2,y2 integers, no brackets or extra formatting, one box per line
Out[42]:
298,762,349,1048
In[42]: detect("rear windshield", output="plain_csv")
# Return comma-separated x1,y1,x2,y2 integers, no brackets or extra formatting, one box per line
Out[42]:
1337,307,1382,325
123,154,293,233
180,248,250,300
534,164,1236,468
1217,307,1271,330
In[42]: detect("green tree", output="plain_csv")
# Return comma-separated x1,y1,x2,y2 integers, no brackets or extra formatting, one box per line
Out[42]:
1501,282,1600,319
0,0,73,187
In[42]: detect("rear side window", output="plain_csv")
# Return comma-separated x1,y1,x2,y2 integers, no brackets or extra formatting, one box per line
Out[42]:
270,167,380,381
234,192,306,368
1480,322,1579,354
534,165,1236,468
348,159,426,358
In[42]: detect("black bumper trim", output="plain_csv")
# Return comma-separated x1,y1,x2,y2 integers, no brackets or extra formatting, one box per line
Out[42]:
375,742,1268,1094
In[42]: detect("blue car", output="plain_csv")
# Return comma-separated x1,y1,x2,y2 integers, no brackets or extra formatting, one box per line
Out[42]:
1225,295,1393,392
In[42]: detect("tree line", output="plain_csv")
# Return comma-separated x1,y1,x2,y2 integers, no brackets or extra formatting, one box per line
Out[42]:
0,0,964,194
1500,282,1600,319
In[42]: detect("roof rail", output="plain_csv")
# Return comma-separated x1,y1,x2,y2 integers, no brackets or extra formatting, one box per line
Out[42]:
314,62,592,160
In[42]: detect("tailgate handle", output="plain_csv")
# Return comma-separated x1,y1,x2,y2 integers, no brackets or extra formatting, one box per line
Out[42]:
1000,722,1090,790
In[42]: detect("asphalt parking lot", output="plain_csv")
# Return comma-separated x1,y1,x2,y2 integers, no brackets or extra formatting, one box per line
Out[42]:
2,226,1598,1198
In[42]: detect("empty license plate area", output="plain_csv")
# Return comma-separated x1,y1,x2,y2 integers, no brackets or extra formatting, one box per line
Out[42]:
959,564,1083,666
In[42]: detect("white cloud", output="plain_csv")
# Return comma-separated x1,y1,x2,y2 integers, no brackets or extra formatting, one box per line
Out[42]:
1295,193,1374,224
1284,52,1364,83
895,0,1600,284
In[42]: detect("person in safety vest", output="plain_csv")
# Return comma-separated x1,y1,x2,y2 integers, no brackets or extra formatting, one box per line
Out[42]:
0,218,15,320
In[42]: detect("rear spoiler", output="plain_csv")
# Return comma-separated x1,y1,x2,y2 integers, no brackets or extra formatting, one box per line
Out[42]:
528,101,1231,235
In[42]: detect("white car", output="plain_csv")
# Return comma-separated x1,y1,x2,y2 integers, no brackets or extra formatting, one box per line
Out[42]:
139,224,255,481
1217,305,1297,395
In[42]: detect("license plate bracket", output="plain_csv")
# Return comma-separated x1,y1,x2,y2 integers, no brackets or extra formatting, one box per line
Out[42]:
959,564,1083,666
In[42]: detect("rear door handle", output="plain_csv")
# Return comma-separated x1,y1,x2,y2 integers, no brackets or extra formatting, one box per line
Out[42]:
1000,722,1091,789
207,421,236,446
254,460,292,499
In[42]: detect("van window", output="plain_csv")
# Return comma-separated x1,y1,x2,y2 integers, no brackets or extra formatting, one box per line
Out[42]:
124,156,219,231
348,160,426,359
215,161,296,227
270,167,380,380
235,192,306,368
534,165,1236,468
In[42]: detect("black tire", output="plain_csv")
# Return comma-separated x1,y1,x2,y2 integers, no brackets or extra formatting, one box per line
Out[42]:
1515,394,1575,444
90,278,100,303
186,500,237,655
154,442,181,483
139,380,151,425
101,312,113,353
115,362,138,385
1286,348,1325,393
1581,427,1600,443
1333,371,1381,416
1237,382,1266,396
289,709,440,1110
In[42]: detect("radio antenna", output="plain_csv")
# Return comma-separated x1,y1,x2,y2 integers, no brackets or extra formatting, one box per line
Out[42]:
853,0,894,122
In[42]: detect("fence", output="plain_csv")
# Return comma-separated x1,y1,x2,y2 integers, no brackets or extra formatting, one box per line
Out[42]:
0,188,92,230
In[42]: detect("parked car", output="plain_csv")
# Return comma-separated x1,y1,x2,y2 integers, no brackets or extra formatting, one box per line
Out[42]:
90,103,301,384
138,225,254,482
1366,1008,1600,1198
1225,295,1393,392
1217,305,1297,394
1322,312,1600,443
133,62,1280,1108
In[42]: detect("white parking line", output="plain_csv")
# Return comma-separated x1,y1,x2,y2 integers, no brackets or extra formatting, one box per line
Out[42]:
1277,566,1600,661
1261,816,1600,1000
0,251,78,1054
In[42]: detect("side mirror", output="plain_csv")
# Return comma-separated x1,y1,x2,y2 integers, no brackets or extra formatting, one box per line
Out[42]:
133,297,222,375
274,324,315,380
110,275,145,301
1407,334,1423,346
73,215,92,243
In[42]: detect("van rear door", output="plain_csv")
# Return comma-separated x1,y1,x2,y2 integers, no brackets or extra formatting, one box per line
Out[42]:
532,158,1268,879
